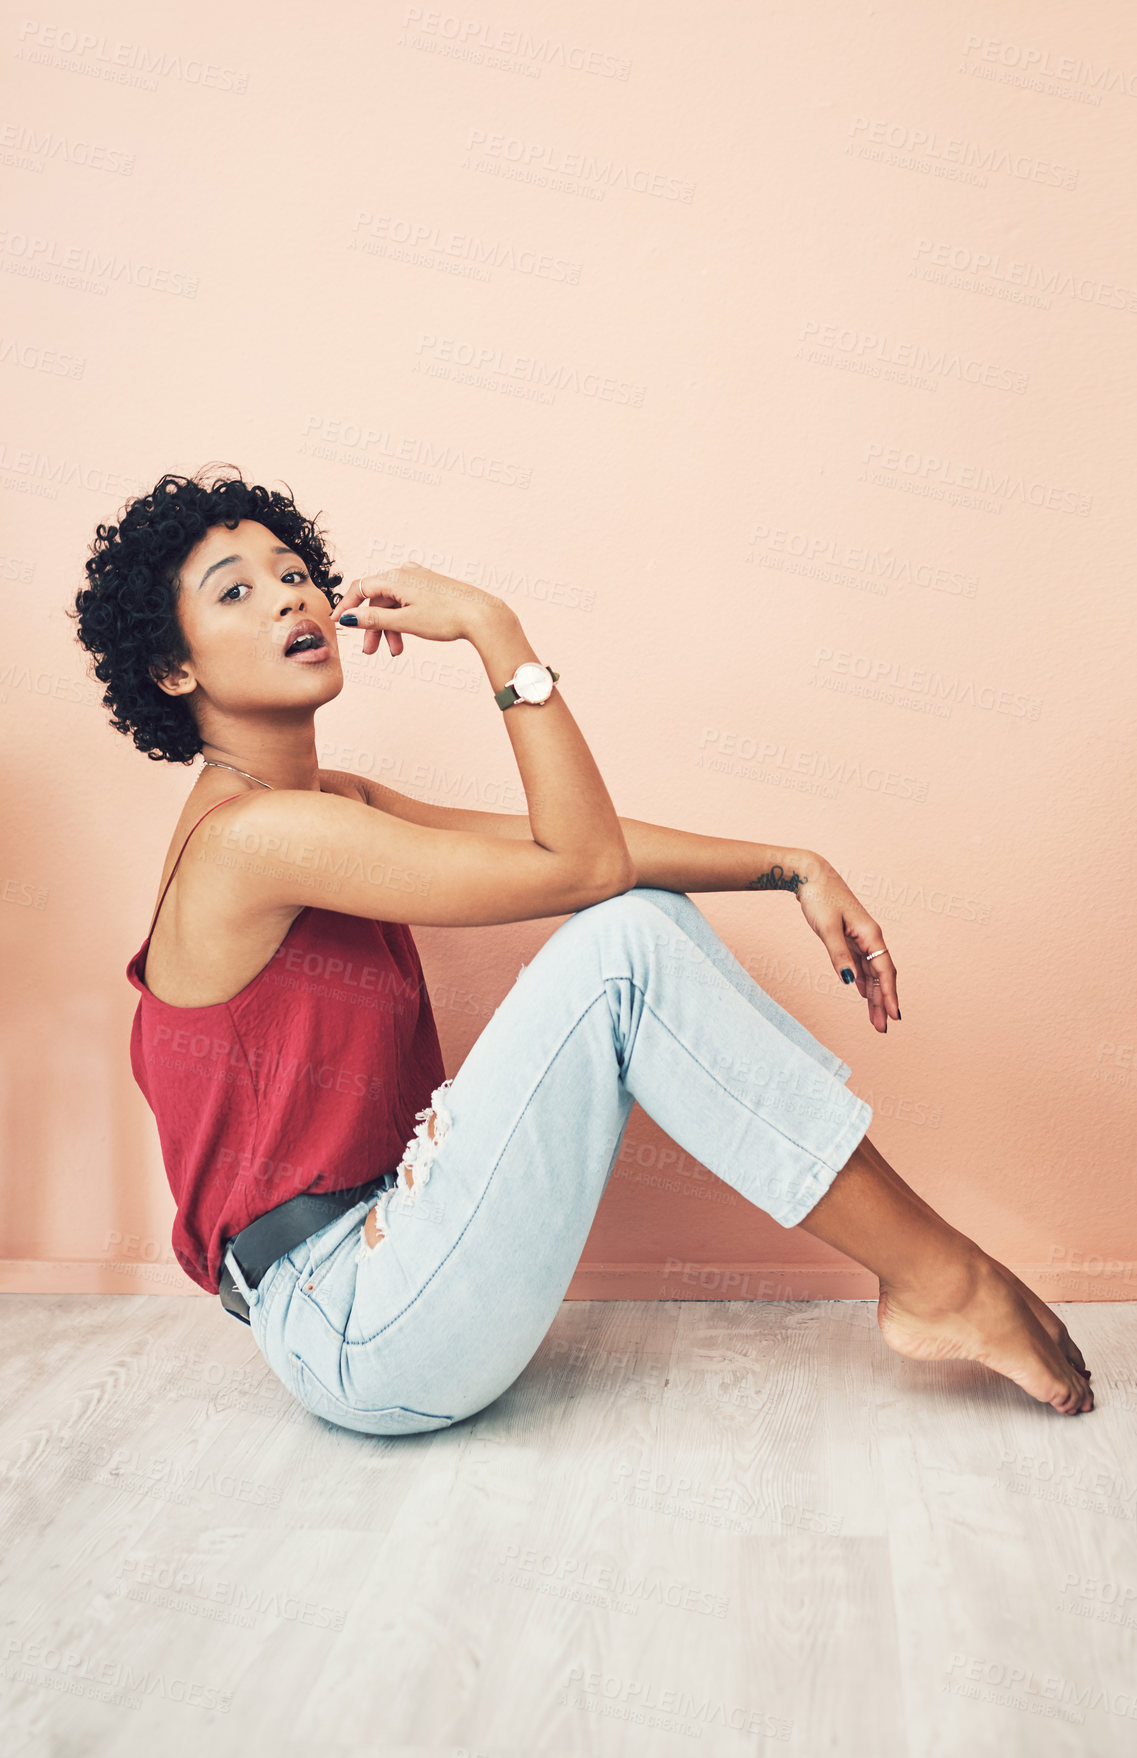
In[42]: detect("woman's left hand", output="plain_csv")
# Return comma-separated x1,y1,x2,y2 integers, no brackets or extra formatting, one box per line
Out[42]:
795,855,900,1033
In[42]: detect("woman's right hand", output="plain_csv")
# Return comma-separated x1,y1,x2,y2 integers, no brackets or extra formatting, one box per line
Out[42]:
331,563,509,658
794,856,900,1033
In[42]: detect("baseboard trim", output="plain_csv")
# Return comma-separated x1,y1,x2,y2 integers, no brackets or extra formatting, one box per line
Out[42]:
567,1262,1137,1302
0,1259,209,1296
0,1258,1132,1302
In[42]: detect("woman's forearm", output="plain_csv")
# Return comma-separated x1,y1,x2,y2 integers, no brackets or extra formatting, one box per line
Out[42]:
440,807,825,894
364,782,826,896
469,607,633,885
611,817,826,894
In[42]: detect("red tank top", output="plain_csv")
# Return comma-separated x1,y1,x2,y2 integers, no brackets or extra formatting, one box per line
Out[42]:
125,793,447,1294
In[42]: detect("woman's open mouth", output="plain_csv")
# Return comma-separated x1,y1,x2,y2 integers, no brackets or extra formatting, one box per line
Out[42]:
282,619,331,665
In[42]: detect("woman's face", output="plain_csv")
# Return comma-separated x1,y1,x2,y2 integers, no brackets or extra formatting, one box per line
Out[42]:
156,518,344,717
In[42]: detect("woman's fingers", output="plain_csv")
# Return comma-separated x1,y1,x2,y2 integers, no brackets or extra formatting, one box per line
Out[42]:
795,869,901,1033
359,577,408,659
832,907,899,1030
334,579,406,659
819,921,860,989
332,578,363,618
865,957,888,1032
851,935,899,1028
815,918,888,1029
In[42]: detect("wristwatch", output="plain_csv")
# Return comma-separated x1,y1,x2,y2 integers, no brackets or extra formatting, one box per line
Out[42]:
494,661,560,710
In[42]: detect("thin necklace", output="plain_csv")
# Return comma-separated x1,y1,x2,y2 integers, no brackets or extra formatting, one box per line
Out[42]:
201,759,275,790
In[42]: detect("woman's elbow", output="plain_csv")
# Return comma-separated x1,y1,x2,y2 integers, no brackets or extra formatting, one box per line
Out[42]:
594,855,638,898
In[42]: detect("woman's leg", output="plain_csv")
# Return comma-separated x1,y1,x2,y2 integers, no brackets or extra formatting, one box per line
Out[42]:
255,887,1089,1432
798,1132,1092,1411
257,886,875,1430
635,888,1091,1413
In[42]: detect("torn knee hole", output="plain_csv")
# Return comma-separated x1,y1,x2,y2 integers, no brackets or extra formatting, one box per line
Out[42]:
395,1097,448,1201
408,1111,438,1188
359,1081,454,1262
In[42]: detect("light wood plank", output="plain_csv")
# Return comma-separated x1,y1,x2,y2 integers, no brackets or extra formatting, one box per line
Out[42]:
0,1294,1133,1756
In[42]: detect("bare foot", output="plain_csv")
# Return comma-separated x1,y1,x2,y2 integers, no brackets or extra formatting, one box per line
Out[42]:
877,1250,1094,1415
986,1259,1090,1382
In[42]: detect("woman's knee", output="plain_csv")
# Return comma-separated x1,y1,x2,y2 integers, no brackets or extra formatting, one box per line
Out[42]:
573,886,686,931
562,888,709,971
606,886,710,942
583,885,693,912
626,885,700,922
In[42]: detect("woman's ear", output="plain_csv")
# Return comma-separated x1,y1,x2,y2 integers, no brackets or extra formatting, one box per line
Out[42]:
149,657,196,696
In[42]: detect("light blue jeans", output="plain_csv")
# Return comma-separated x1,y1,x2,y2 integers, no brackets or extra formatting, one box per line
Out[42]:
224,887,872,1436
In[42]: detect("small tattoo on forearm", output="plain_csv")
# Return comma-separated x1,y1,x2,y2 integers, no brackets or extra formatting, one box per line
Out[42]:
745,864,808,893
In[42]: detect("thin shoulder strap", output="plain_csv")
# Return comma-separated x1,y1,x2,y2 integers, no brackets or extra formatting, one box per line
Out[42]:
146,794,245,941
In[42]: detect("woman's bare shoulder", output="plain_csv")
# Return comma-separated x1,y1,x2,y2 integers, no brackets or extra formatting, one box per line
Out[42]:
317,767,368,802
140,771,367,1006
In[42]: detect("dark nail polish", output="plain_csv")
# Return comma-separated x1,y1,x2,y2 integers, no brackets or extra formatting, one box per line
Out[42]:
841,968,855,984
339,613,357,626
897,1009,902,1019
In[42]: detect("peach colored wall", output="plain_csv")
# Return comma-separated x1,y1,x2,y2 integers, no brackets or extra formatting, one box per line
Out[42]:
2,3,1134,1304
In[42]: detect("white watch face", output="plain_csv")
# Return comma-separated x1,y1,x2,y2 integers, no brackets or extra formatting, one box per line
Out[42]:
514,662,552,702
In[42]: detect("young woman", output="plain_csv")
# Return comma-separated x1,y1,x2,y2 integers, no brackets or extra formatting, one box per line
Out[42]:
72,467,1092,1436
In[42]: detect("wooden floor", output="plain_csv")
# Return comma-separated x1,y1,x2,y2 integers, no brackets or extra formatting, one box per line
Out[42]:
1,1294,1134,1757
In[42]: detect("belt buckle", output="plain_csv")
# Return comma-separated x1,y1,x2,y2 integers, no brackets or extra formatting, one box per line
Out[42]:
218,1258,252,1326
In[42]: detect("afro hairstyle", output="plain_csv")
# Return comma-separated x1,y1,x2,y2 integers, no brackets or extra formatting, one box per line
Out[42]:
69,463,345,764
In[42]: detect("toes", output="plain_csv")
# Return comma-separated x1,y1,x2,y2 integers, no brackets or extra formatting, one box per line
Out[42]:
1056,1322,1087,1373
1012,1284,1089,1379
1055,1373,1094,1415
1062,1335,1091,1376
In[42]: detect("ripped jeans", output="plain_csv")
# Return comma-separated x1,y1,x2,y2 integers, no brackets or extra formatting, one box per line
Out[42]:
224,887,873,1437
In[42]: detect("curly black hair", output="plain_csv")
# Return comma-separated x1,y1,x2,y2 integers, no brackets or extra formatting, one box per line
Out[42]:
69,463,344,764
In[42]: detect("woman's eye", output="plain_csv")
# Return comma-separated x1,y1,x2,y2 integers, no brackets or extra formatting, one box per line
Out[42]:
220,568,307,604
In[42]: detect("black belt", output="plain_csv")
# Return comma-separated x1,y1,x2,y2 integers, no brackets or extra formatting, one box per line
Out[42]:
218,1175,393,1325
